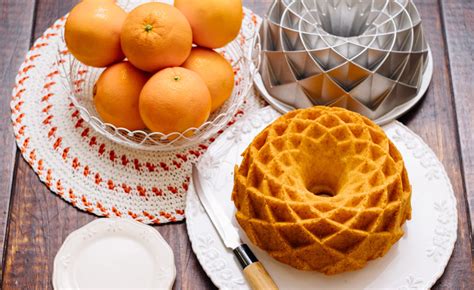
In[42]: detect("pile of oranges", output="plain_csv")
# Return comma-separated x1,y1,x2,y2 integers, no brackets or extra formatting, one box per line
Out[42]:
64,0,243,135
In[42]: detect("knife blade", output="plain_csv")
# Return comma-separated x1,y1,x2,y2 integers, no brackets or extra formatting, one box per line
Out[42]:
191,164,278,290
192,164,241,249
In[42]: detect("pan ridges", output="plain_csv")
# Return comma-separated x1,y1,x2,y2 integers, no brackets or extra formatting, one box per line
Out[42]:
232,106,412,275
260,0,430,120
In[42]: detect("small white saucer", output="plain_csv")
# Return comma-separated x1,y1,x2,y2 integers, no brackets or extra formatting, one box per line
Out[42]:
53,218,176,290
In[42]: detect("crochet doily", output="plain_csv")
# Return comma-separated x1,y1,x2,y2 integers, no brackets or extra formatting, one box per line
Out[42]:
10,1,264,224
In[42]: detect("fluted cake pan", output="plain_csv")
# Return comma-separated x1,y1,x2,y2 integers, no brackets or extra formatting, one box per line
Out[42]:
252,0,433,124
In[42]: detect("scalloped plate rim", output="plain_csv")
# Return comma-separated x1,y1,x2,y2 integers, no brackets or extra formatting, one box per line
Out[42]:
53,218,176,290
185,106,457,290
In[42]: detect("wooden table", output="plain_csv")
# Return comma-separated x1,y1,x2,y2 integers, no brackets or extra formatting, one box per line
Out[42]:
0,0,472,289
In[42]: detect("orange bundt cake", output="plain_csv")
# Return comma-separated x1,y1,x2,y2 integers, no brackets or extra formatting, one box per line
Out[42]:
232,106,412,275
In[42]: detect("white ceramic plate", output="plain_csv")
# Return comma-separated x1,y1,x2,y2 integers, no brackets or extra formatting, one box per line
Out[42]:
186,106,457,290
53,218,176,290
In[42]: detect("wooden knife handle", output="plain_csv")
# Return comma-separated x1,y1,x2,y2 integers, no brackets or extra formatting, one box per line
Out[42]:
234,244,279,290
243,261,278,290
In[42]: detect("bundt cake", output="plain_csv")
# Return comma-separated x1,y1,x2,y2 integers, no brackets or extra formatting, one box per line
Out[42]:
232,106,412,275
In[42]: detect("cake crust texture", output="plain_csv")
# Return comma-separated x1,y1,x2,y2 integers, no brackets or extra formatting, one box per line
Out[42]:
232,106,412,275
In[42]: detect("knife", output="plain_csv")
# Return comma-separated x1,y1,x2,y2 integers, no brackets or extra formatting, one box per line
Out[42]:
192,165,279,290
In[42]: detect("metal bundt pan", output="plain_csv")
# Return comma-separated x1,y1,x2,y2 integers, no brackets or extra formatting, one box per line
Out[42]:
252,0,433,125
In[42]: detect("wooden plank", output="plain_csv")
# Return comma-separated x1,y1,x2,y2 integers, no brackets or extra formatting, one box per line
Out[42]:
2,1,94,288
0,0,37,279
398,0,473,288
440,0,474,231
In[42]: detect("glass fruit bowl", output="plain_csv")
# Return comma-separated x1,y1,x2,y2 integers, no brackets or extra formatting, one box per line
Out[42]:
56,36,255,151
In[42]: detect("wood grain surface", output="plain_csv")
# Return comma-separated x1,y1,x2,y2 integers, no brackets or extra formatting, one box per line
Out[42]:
0,0,37,277
0,0,472,289
396,1,473,288
440,0,474,230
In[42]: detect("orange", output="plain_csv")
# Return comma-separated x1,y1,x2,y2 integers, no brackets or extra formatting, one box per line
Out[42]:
174,0,243,48
93,62,149,130
139,67,211,135
120,3,193,72
182,47,235,112
65,1,126,67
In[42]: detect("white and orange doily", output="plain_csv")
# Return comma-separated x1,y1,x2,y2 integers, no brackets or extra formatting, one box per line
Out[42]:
10,0,263,224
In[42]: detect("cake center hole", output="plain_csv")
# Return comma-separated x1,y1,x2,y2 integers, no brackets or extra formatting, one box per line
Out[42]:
309,185,335,198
